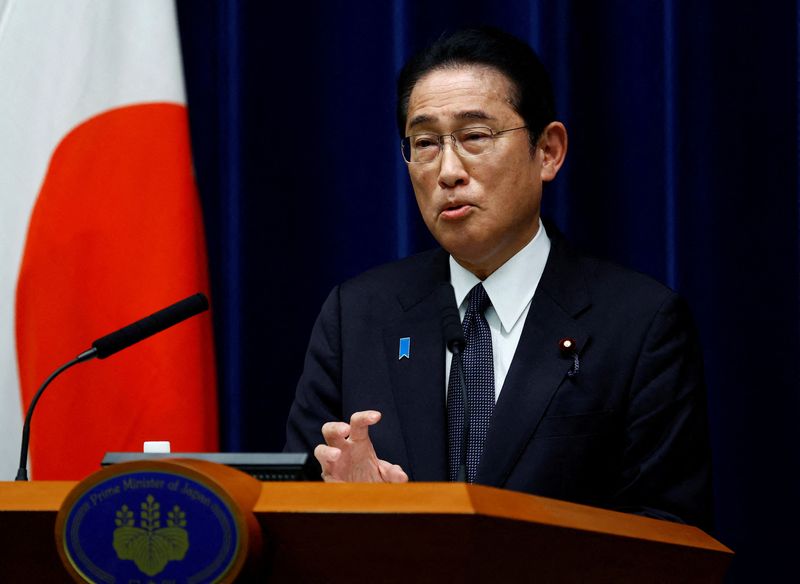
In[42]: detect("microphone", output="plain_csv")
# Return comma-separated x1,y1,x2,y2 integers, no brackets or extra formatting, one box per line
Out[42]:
440,289,464,353
91,293,209,359
437,284,469,483
15,293,210,481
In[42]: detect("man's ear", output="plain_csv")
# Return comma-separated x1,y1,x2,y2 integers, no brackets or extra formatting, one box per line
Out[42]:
539,121,568,182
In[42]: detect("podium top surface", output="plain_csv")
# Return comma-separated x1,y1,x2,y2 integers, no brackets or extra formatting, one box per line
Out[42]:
0,480,74,510
0,478,733,584
0,480,731,556
251,482,731,554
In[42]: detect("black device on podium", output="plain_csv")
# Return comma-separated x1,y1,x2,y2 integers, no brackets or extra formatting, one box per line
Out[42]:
101,452,322,481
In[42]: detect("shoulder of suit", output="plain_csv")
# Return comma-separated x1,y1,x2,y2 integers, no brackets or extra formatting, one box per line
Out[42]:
546,231,681,313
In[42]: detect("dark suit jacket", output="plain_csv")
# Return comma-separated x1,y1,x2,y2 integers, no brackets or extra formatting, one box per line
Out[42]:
285,229,712,530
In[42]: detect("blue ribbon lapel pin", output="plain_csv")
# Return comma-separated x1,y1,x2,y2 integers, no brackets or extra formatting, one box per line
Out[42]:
398,337,411,360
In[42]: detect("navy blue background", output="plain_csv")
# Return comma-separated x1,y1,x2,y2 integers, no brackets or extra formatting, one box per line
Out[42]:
176,2,799,581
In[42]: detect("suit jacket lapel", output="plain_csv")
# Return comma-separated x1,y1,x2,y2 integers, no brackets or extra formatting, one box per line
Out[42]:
382,249,450,481
477,234,591,487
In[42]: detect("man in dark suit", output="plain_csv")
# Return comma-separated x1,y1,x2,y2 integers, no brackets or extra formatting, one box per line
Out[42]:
285,27,711,530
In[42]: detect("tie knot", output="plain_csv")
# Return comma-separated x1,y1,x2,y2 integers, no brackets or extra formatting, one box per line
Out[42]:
466,283,491,316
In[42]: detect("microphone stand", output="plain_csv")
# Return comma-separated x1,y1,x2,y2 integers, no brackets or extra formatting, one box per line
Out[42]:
13,292,207,480
15,348,97,480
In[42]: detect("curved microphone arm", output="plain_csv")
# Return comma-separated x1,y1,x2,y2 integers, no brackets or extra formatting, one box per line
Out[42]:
15,349,97,481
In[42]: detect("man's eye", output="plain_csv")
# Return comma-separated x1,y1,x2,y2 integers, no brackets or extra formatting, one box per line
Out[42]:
461,131,491,142
413,137,438,149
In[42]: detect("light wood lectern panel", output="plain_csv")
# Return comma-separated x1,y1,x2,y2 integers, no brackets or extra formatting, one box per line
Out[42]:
255,483,731,583
0,480,731,583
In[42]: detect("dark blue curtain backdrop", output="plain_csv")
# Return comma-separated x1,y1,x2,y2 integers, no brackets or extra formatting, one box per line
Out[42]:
176,2,798,581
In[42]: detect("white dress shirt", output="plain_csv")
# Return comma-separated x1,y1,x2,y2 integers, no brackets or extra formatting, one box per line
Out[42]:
446,219,551,400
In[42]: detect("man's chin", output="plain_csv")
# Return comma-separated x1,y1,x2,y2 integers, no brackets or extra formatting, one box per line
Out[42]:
442,244,491,274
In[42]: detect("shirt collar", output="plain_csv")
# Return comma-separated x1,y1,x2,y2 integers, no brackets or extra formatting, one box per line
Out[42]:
449,219,551,333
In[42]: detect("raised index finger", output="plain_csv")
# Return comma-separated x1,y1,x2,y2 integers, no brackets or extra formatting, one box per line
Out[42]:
347,410,382,442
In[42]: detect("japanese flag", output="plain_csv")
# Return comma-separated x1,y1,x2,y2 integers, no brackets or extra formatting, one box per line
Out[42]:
0,0,218,479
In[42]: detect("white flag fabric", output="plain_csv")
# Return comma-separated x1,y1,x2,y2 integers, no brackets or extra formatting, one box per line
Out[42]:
0,0,218,479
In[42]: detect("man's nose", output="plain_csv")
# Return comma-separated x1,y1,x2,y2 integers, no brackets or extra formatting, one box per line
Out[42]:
437,138,469,188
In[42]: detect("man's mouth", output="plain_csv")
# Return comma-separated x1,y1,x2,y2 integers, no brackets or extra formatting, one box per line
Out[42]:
440,203,473,220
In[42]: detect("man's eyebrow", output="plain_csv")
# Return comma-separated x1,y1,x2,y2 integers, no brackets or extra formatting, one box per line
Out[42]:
455,110,495,122
407,114,434,129
407,110,497,131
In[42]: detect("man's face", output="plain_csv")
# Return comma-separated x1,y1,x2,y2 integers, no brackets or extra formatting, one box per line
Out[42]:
405,66,547,278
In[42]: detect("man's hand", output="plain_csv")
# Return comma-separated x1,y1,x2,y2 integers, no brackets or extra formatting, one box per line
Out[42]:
314,410,408,483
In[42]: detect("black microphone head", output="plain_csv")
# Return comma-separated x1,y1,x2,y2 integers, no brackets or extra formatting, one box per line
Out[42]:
91,293,210,359
437,284,464,351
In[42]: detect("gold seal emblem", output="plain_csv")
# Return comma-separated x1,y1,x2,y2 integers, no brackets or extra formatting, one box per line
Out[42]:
112,494,189,576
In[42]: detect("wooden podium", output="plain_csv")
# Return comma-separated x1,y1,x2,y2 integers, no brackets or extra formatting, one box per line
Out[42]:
0,477,732,583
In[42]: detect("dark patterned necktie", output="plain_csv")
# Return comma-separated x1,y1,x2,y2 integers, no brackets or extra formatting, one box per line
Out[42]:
447,282,494,482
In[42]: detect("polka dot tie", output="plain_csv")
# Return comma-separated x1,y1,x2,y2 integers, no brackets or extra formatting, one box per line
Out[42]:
447,283,494,483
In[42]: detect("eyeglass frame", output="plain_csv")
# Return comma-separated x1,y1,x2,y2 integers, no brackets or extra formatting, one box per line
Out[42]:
400,125,529,164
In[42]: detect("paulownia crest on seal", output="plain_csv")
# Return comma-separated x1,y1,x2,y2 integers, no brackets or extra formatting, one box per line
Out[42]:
112,494,189,576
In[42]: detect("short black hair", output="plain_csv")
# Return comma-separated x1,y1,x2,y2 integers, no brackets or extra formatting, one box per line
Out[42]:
396,27,556,146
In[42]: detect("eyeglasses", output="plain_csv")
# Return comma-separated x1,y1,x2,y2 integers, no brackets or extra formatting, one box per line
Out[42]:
400,125,528,164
